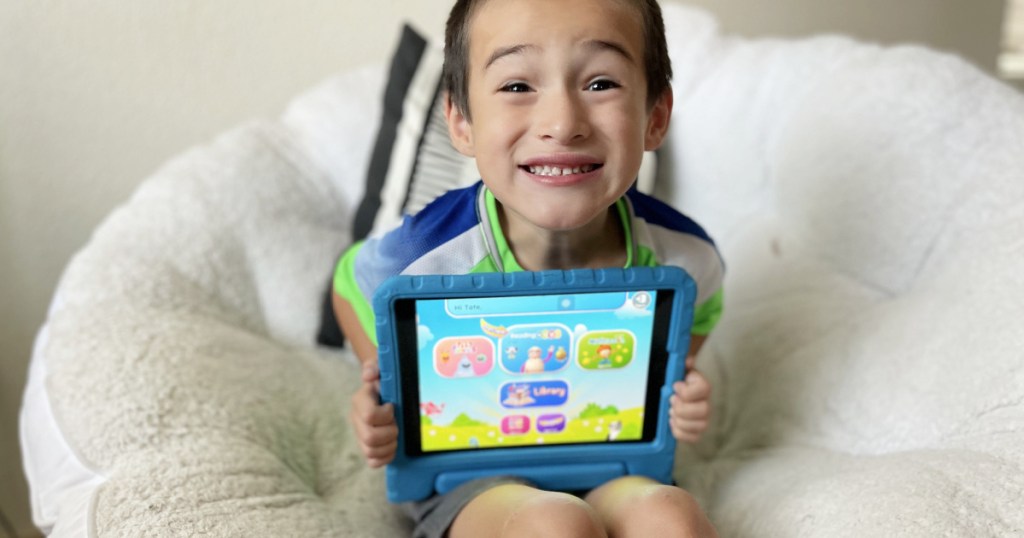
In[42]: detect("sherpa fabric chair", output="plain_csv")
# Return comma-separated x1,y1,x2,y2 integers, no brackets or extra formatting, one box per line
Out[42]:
21,5,1024,536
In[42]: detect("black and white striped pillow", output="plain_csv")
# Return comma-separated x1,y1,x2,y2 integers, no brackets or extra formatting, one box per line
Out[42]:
351,24,659,242
351,24,478,242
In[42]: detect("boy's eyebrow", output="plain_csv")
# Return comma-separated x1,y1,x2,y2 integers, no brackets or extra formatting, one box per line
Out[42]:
582,39,637,64
484,44,538,69
483,39,635,70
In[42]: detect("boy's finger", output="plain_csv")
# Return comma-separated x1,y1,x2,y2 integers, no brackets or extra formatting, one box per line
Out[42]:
360,433,398,460
363,444,397,468
671,400,710,421
678,371,711,401
351,382,379,409
360,426,399,450
351,389,393,426
362,420,399,446
362,362,381,383
670,419,704,442
670,415,708,435
672,426,703,444
363,402,396,427
349,412,396,453
367,453,396,468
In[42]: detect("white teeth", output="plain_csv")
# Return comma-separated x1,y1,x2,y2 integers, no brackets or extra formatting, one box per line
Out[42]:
528,164,595,176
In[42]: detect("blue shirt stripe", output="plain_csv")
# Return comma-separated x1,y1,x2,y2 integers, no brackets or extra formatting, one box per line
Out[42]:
625,188,716,246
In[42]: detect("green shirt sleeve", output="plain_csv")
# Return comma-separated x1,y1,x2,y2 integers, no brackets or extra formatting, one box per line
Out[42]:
691,287,724,336
332,241,379,345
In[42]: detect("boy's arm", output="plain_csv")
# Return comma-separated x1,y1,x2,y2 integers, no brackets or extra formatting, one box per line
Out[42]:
332,290,377,366
333,290,398,467
687,334,707,367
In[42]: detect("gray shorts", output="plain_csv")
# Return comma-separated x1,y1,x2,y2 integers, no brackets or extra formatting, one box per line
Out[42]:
401,476,535,538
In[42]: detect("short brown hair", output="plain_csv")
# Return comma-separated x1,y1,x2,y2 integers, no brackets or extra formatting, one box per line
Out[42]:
442,0,673,119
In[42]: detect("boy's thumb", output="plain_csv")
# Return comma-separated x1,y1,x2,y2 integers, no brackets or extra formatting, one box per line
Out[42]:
362,362,380,382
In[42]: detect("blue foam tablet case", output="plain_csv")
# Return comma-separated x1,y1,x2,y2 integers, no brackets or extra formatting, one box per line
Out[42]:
372,267,697,502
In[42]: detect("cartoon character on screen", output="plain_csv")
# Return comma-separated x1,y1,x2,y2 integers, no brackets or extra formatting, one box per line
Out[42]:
421,401,445,418
607,420,623,441
522,346,552,373
452,340,478,378
436,339,494,378
502,383,535,407
521,345,569,373
596,344,614,369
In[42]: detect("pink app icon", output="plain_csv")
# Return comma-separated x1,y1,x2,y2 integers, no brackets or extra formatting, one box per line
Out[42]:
501,415,531,435
434,336,495,378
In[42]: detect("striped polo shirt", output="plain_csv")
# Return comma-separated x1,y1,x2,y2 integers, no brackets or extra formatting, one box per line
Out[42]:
335,181,724,344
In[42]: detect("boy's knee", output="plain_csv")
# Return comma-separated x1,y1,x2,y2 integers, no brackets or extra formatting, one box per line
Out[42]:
631,483,698,511
505,491,606,538
614,484,717,538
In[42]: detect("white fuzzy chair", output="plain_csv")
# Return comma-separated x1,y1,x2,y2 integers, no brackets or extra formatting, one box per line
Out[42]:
22,5,1024,536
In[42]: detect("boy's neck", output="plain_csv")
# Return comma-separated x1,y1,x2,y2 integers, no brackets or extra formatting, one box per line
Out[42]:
497,202,627,271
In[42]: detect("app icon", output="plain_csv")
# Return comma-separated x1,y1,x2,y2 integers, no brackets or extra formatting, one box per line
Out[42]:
501,415,531,435
577,330,636,370
499,323,571,375
536,414,567,433
434,336,495,378
499,380,570,408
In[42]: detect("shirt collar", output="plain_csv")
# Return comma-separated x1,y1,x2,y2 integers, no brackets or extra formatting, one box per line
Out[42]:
476,184,636,272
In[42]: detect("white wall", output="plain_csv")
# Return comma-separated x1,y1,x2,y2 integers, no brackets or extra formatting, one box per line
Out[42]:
0,1,1014,535
689,0,1007,74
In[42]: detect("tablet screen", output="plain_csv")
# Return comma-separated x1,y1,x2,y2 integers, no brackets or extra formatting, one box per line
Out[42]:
393,288,675,455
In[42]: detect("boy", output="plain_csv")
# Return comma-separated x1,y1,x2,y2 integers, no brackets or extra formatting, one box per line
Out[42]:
333,0,724,535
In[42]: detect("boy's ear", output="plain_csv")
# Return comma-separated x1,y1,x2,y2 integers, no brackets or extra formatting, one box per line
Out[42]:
444,93,476,157
643,88,674,151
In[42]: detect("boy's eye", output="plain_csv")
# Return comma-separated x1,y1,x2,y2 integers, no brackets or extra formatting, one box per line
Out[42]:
500,82,532,93
586,79,620,91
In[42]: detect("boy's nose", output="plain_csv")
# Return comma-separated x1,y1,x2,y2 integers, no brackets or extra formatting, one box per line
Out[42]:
535,90,590,144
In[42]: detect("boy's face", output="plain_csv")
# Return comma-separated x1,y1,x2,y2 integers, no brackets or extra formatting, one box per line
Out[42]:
446,0,672,233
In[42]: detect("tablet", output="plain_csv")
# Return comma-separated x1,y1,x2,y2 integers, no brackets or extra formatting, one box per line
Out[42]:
372,267,696,502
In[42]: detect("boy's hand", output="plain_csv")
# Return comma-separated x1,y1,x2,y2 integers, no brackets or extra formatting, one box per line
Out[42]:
349,362,399,468
669,357,712,443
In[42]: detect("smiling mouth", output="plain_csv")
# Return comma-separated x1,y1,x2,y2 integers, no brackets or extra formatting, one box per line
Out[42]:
522,164,603,177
